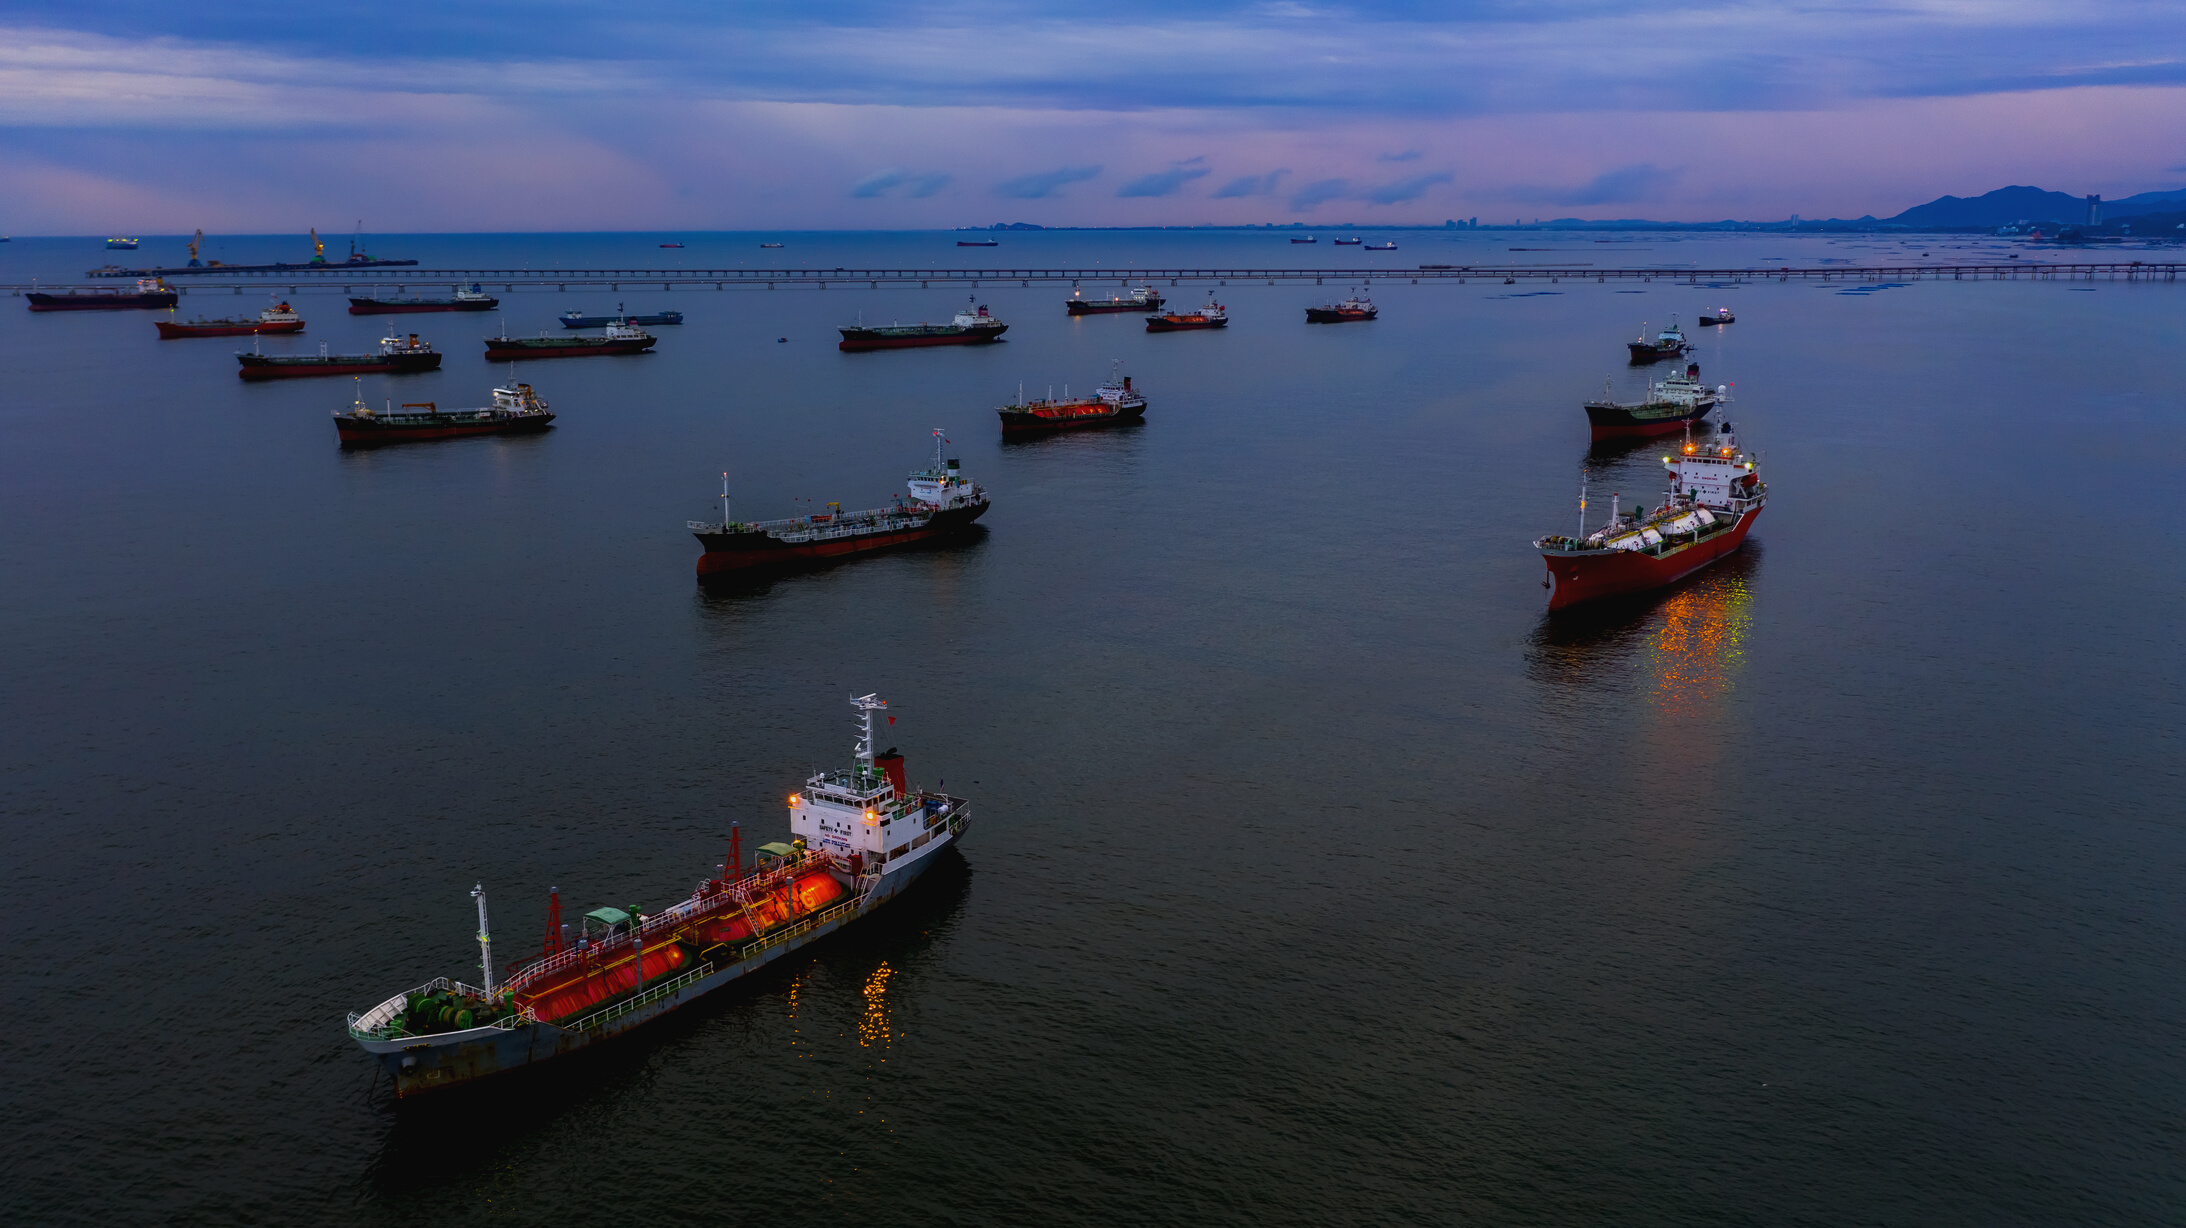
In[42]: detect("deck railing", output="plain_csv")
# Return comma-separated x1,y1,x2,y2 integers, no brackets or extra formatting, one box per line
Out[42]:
565,963,714,1034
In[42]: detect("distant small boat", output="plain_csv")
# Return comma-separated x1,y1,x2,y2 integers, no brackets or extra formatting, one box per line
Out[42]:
1696,307,1735,325
760,242,784,249
105,237,139,250
958,240,1000,247
560,305,684,328
660,242,685,248
1364,242,1398,251
1291,236,1317,244
1333,237,1362,245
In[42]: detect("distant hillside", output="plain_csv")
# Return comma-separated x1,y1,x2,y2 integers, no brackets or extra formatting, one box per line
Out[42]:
1887,186,2088,227
1888,184,2186,227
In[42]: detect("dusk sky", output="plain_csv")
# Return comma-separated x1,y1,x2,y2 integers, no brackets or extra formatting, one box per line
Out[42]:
5,1,2184,231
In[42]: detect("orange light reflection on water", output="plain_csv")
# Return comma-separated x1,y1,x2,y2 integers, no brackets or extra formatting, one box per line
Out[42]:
859,960,894,1051
1646,571,1753,727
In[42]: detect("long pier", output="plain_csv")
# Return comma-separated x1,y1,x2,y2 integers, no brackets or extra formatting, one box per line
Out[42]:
7,262,2179,295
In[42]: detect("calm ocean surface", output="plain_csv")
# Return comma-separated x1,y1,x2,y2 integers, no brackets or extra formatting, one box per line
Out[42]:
3,231,2182,1225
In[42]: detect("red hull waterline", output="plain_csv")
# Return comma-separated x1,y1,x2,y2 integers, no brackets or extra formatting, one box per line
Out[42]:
837,330,1008,352
1587,413,1711,440
336,422,551,444
157,321,305,338
1543,507,1760,610
697,525,961,575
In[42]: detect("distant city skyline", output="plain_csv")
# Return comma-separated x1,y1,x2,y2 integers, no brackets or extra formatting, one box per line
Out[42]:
3,2,2184,232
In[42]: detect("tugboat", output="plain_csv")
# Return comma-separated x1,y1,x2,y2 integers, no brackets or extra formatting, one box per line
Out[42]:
26,278,177,311
997,363,1147,434
1145,297,1228,331
690,430,989,576
1305,292,1377,323
156,301,303,338
236,332,442,380
486,319,657,360
837,299,1007,351
334,382,555,445
1065,285,1164,315
1533,422,1766,610
348,285,499,315
1581,363,1727,439
559,305,684,328
345,692,970,1097
1696,307,1735,325
1626,317,1691,363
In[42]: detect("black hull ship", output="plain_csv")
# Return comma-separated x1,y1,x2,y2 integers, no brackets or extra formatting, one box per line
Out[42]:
238,333,440,380
335,383,555,444
691,432,988,577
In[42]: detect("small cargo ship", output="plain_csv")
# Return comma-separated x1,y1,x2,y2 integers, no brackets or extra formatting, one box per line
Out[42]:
1065,285,1164,315
27,278,177,311
1364,242,1398,250
1696,307,1735,325
1146,298,1228,331
1627,317,1691,363
958,240,1000,246
334,382,554,444
1534,423,1765,610
156,301,303,338
659,242,685,248
1305,293,1376,323
237,332,441,380
559,305,684,328
998,363,1146,434
691,430,988,576
1582,363,1727,439
760,242,784,249
1291,236,1317,243
346,693,969,1097
1333,237,1362,246
486,320,656,360
838,301,1007,351
105,237,139,250
349,285,498,315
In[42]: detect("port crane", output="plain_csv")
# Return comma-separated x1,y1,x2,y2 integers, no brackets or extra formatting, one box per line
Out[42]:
186,228,205,267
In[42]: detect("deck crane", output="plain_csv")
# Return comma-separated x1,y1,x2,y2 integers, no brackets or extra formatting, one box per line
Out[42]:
309,227,325,264
186,228,205,267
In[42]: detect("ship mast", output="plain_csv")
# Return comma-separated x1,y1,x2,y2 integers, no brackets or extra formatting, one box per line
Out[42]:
721,472,732,529
472,883,495,995
851,693,888,772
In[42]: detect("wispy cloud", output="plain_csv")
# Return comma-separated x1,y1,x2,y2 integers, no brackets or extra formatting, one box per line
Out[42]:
1377,150,1422,162
1289,171,1453,211
994,165,1102,198
1213,170,1289,198
1501,163,1682,206
1118,157,1210,197
851,169,951,198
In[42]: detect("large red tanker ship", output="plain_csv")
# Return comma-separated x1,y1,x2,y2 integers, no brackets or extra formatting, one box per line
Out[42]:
1534,422,1766,610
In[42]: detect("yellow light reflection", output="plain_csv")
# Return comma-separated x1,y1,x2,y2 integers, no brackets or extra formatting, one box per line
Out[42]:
858,961,894,1051
1647,570,1753,725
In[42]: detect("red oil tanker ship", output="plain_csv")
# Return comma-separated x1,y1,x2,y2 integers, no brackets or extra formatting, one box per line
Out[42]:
690,431,988,577
1305,292,1376,323
333,382,554,444
156,301,303,338
997,363,1146,433
1534,423,1766,610
1146,297,1228,331
346,693,970,1097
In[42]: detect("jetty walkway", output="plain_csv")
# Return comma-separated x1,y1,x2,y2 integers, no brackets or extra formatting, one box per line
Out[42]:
7,262,2179,295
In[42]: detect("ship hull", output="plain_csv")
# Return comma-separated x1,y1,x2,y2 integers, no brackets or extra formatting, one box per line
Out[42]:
157,320,304,338
1583,397,1718,439
350,298,499,314
336,414,555,444
1628,343,1685,363
837,324,1008,351
1304,308,1376,323
1066,300,1161,315
1542,506,1760,610
28,291,178,311
237,353,443,380
998,402,1145,433
695,501,987,576
359,832,961,1098
485,338,655,360
561,313,682,328
1145,317,1226,331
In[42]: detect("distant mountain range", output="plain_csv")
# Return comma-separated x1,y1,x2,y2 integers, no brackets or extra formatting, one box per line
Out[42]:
1886,185,2186,227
